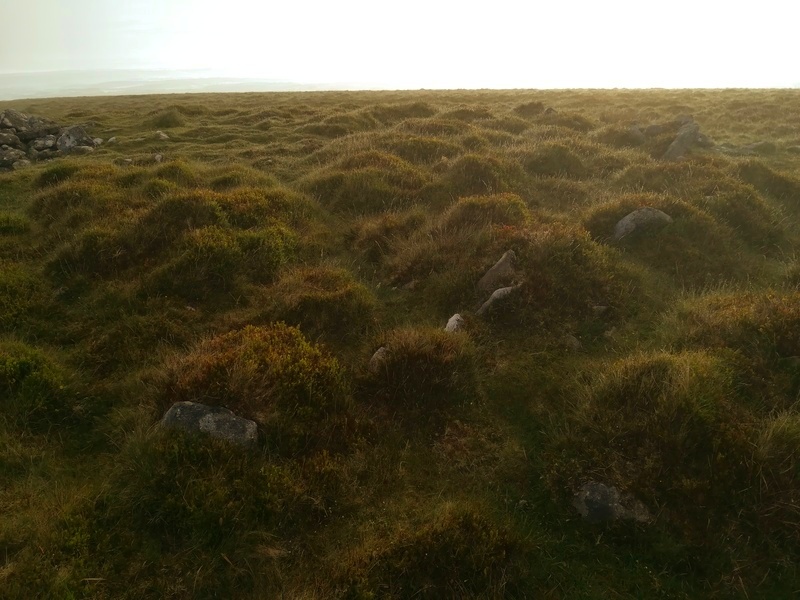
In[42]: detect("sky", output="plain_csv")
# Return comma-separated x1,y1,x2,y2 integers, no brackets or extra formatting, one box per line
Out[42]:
0,0,798,90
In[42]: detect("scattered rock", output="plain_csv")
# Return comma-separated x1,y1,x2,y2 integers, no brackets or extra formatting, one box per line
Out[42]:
155,130,170,141
161,401,258,448
543,107,558,115
477,250,517,294
369,346,389,373
444,313,465,333
93,137,103,146
11,159,31,170
106,136,118,145
662,121,700,161
56,125,95,153
31,135,57,152
572,480,651,524
613,207,673,241
476,285,519,317
154,153,164,163
742,141,777,156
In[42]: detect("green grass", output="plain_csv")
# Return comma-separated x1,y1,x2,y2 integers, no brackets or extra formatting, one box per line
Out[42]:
2,88,800,598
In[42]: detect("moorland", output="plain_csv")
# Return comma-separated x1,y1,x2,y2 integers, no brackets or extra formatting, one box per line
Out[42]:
2,89,800,598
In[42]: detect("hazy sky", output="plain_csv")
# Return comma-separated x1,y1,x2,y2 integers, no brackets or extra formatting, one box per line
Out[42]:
0,0,797,88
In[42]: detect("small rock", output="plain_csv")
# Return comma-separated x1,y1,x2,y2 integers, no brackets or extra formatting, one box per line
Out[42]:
369,346,389,373
695,132,714,148
742,141,777,156
444,313,465,333
572,480,651,524
0,109,60,141
402,279,419,291
662,121,700,161
93,137,103,146
106,136,118,145
476,285,519,317
11,159,31,170
154,153,164,163
155,130,170,141
613,207,673,241
543,107,558,115
161,401,258,448
56,125,95,153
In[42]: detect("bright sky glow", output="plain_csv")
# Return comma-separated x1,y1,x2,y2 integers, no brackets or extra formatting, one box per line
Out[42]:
0,0,797,88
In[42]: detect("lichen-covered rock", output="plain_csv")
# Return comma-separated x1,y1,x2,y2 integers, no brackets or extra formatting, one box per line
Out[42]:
444,313,465,333
161,401,258,448
56,125,95,153
477,249,517,294
11,159,31,170
613,207,673,241
31,135,57,152
0,131,22,148
0,147,26,168
0,109,60,141
572,480,651,524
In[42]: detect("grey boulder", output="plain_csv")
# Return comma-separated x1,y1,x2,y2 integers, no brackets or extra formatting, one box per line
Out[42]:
31,135,57,152
613,207,673,241
0,131,22,148
57,125,96,153
369,346,389,373
161,401,258,448
477,250,517,294
0,147,27,168
0,109,60,141
573,480,651,524
662,121,700,161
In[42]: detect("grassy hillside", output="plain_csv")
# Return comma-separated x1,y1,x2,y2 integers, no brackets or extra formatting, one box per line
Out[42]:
2,89,800,598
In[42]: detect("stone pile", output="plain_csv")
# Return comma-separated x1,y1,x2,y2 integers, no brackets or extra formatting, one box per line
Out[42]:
0,109,102,171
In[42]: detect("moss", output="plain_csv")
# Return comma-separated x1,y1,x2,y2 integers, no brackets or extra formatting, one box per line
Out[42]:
165,324,350,451
364,327,478,410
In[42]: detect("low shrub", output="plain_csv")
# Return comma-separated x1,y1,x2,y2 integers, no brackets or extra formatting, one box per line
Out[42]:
150,107,186,128
263,266,377,342
165,324,350,451
364,327,478,410
339,504,526,599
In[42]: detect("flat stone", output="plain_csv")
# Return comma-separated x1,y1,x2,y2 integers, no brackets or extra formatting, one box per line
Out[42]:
161,401,258,448
155,130,170,141
573,480,651,524
92,138,103,146
444,313,465,333
613,207,673,241
477,250,517,294
106,136,118,145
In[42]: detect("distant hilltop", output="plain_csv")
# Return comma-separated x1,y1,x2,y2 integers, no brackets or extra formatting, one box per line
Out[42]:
0,69,379,101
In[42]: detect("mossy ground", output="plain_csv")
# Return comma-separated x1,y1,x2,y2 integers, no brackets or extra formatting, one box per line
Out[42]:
2,89,800,598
